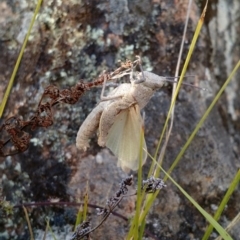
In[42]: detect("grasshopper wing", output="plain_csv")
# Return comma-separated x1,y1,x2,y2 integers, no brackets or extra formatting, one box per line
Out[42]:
106,104,147,172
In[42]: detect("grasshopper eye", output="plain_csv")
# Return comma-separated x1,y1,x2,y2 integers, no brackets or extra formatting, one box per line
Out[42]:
130,72,145,84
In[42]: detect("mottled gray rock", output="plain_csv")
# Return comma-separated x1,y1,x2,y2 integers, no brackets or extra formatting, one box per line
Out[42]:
0,0,239,239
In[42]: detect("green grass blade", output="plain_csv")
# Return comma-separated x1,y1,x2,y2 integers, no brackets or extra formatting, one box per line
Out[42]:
202,169,240,240
160,164,233,240
74,205,83,231
74,185,89,231
83,191,88,221
43,217,50,240
153,1,208,174
46,218,57,240
139,59,240,231
0,0,43,117
139,182,159,224
215,212,240,240
149,154,233,240
43,217,57,240
138,1,209,226
133,132,144,239
127,130,144,239
167,59,240,177
74,186,89,230
138,218,146,239
23,206,34,240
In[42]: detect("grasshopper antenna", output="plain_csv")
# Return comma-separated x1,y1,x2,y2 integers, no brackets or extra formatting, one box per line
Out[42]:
133,56,208,91
165,76,208,91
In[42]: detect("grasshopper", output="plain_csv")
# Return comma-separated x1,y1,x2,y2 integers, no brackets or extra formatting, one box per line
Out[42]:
76,61,181,172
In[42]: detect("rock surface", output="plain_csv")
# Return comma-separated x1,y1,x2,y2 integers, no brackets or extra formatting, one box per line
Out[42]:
0,0,239,239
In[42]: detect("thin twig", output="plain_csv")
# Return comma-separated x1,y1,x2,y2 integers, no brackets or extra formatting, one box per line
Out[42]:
156,0,193,169
0,59,141,157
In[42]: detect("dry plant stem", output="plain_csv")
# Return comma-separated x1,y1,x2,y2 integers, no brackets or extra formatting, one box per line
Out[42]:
83,197,124,237
215,212,240,240
69,176,165,239
22,206,34,240
71,176,134,239
154,0,193,174
0,59,138,157
43,221,48,240
13,201,128,221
